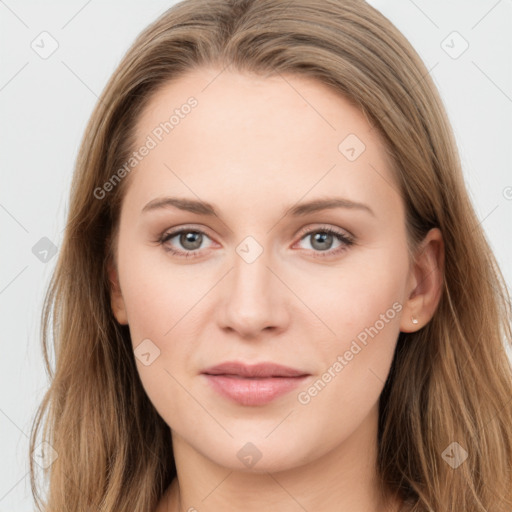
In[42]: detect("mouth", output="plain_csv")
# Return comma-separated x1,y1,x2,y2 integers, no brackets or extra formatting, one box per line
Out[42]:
201,361,310,406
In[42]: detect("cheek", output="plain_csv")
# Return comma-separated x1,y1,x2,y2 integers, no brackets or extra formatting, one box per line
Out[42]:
297,246,407,344
291,243,407,413
117,240,206,340
117,243,211,412
117,247,205,425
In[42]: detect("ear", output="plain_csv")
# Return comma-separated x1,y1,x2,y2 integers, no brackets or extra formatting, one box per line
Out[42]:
400,227,444,333
107,257,128,325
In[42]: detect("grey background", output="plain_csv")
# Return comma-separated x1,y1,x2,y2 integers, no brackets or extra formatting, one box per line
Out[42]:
1,1,511,510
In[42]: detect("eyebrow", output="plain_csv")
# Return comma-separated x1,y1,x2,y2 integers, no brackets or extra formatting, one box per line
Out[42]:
141,196,375,217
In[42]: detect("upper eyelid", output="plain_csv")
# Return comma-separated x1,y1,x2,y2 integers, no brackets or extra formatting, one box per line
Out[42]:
295,224,353,240
161,223,351,237
161,224,215,240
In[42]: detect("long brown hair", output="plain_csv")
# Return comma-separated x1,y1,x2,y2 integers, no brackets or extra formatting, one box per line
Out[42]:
30,0,512,510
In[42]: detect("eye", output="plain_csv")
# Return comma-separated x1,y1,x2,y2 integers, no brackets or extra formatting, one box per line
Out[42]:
158,225,355,259
294,226,354,257
158,228,214,258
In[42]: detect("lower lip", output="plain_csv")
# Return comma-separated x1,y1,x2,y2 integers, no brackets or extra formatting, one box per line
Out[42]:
203,374,309,406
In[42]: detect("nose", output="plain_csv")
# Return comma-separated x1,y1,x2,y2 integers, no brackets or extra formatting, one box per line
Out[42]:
216,246,290,339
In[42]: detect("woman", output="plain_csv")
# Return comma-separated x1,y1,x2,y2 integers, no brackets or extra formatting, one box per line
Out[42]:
29,0,512,510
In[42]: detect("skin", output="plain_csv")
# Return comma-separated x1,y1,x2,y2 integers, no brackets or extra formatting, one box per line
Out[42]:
108,67,444,512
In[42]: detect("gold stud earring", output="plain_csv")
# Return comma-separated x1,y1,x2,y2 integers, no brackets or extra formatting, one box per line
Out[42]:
411,316,419,325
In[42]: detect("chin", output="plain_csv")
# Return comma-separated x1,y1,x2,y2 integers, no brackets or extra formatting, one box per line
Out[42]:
196,434,313,474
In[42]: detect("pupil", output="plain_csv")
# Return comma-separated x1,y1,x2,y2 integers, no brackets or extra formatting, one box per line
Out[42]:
181,232,202,250
312,232,332,251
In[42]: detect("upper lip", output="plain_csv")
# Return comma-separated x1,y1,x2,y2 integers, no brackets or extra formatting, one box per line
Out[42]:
202,361,309,378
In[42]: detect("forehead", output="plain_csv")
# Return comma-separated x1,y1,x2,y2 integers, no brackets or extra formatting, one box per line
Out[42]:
126,67,400,218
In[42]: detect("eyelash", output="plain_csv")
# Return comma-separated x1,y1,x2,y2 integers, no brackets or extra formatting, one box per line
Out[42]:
157,225,355,259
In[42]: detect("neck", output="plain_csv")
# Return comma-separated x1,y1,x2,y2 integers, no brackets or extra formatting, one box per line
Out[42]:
160,404,403,512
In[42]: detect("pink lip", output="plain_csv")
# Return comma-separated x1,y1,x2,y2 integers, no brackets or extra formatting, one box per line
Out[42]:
201,361,310,406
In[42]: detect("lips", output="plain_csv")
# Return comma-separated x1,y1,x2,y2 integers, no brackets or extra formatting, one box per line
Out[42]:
201,361,310,406
202,361,308,378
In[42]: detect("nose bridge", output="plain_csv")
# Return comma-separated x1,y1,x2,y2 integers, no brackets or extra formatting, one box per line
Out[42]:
233,246,272,296
217,237,288,335
231,241,276,310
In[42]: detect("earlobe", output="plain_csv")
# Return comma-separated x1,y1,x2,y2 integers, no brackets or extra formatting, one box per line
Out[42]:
107,259,129,325
400,228,444,333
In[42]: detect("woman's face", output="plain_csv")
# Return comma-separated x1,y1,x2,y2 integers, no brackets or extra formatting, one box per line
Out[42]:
110,67,417,472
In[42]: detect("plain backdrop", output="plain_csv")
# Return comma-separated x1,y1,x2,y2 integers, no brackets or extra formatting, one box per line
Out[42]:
1,1,511,510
